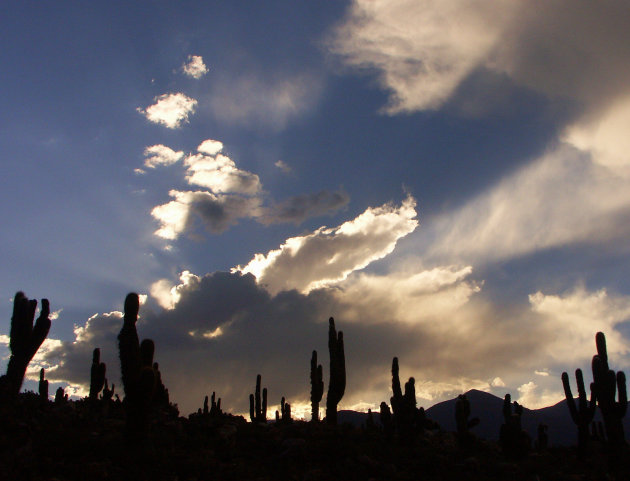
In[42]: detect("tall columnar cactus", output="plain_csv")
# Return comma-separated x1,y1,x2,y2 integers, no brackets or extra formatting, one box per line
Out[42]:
390,357,420,443
561,368,596,455
591,331,627,448
499,394,529,458
310,350,324,422
326,317,345,424
249,374,268,423
0,292,51,401
118,293,157,437
39,368,49,402
455,394,480,437
280,396,292,424
89,348,106,401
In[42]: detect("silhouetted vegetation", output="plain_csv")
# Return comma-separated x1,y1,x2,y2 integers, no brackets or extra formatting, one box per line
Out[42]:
1,291,629,480
325,317,345,425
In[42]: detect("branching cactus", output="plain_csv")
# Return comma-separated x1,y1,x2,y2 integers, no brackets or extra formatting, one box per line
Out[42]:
0,292,51,401
455,394,480,436
310,350,324,422
249,374,268,423
280,396,292,424
39,368,49,402
591,331,627,448
561,369,596,455
89,348,106,401
390,357,420,443
499,394,530,458
326,317,345,424
118,293,157,437
210,391,221,416
102,379,115,402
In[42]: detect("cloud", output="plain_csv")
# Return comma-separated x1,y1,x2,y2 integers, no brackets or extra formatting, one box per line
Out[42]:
143,144,185,169
259,190,349,225
275,160,292,174
330,0,520,112
516,381,562,410
197,139,224,156
236,195,418,294
331,1,630,116
182,55,209,79
138,93,198,129
424,142,630,264
151,190,263,238
184,153,262,195
209,72,323,130
529,286,630,366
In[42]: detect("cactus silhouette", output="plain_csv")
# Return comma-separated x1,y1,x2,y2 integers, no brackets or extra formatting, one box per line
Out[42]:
249,374,268,423
39,368,49,402
0,292,51,401
118,293,157,437
591,331,627,449
499,394,530,458
455,394,480,441
326,317,345,424
561,369,595,456
280,396,292,424
89,348,106,401
310,350,324,422
390,357,422,443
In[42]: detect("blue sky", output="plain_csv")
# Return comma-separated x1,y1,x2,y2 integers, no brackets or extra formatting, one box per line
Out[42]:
2,1,630,417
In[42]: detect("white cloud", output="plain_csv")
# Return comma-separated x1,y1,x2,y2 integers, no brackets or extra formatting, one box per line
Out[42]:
197,139,224,156
138,93,198,129
491,377,506,387
182,55,209,79
236,195,418,294
529,286,630,366
516,381,562,410
275,160,292,173
143,144,185,168
184,153,262,195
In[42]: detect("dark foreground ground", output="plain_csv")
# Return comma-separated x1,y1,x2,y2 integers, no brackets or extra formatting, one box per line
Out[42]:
1,394,628,481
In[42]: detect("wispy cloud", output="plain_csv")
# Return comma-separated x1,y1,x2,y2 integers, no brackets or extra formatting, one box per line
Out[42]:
209,72,323,130
182,55,209,79
259,190,349,225
138,93,198,129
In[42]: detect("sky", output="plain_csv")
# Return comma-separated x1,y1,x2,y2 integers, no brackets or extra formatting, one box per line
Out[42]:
2,0,630,418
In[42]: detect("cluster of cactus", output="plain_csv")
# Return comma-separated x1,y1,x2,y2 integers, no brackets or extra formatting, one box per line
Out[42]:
455,393,479,445
561,368,595,456
0,292,51,402
389,357,425,444
591,332,627,449
118,293,166,437
203,392,222,417
249,374,268,423
499,394,530,458
275,397,292,424
310,350,324,422
325,317,345,425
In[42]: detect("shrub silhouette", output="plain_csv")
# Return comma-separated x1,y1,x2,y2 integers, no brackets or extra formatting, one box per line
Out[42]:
310,350,323,422
561,368,595,456
0,292,51,402
326,317,345,425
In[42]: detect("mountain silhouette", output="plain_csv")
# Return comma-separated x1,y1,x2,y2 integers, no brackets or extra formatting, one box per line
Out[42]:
339,389,630,447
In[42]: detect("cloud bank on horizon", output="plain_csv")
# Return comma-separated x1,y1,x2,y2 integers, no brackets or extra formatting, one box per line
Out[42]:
2,1,630,416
